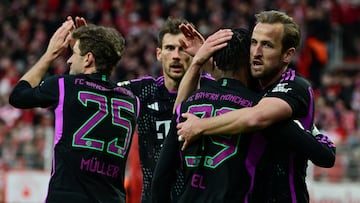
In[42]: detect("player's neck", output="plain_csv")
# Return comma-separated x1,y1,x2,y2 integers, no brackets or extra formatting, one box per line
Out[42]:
164,78,180,92
223,69,250,87
259,66,288,89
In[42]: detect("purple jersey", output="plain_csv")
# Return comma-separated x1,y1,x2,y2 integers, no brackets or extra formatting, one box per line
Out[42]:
249,69,318,202
119,75,184,202
152,71,335,203
153,78,260,202
9,73,139,203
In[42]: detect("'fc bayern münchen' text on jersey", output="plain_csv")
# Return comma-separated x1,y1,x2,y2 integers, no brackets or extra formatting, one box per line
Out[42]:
152,78,261,203
10,73,139,203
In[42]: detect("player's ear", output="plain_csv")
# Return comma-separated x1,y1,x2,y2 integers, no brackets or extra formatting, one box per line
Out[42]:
282,47,295,64
156,47,162,61
84,52,95,67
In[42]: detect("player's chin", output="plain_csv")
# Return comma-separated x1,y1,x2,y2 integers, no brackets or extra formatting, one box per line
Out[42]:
251,64,264,72
170,71,185,78
250,68,263,78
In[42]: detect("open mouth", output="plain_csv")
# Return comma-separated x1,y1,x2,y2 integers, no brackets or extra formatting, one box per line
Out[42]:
252,60,263,70
170,64,183,72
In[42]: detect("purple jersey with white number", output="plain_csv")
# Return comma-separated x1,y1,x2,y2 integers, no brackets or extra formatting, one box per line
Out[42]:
9,73,139,203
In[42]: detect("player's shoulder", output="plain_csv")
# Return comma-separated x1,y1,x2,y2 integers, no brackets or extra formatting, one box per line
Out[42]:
56,73,89,82
40,74,68,87
279,68,312,88
199,73,216,87
59,74,101,87
116,80,131,87
266,69,313,98
132,75,158,83
117,75,163,97
44,74,67,81
117,75,159,87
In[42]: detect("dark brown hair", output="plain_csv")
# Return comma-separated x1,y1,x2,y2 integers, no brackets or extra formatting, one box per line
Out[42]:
72,24,125,76
157,17,191,48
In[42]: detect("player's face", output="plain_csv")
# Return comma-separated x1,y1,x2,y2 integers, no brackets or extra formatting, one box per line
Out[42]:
250,23,286,87
67,40,85,75
156,33,191,82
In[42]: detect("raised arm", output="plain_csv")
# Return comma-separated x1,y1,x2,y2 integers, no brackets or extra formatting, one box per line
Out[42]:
20,16,87,88
20,19,74,87
173,24,204,112
174,28,234,112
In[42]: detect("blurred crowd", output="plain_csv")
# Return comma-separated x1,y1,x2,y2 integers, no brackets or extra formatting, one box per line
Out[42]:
0,0,360,189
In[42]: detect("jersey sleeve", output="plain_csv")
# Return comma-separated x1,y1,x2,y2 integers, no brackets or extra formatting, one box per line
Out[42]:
151,108,182,203
265,76,311,118
117,76,154,96
9,77,59,109
266,120,336,168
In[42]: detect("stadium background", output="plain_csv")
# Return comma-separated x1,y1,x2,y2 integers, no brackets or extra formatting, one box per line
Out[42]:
0,0,360,202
